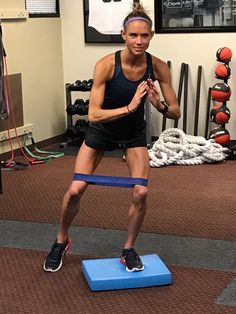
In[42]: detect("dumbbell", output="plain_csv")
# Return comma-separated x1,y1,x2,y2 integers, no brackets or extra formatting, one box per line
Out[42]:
74,119,88,137
78,79,93,91
68,80,82,91
66,99,89,116
75,80,82,86
66,126,80,139
66,120,88,139
75,119,88,129
76,80,88,91
86,79,93,91
74,99,89,115
66,104,78,115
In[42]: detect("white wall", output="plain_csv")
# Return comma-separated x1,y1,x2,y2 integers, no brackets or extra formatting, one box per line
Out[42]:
60,0,236,139
0,16,65,154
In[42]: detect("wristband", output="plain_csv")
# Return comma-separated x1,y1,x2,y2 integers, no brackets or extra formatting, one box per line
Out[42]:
159,101,169,114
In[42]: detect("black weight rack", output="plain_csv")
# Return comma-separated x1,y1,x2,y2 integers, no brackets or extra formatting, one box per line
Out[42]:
60,79,93,148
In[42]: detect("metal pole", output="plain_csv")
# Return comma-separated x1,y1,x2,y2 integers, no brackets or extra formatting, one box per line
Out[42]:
0,161,2,194
174,63,186,128
161,60,171,132
204,87,212,139
194,65,202,136
183,64,189,133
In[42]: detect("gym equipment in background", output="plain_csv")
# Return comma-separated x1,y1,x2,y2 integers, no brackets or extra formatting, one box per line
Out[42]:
210,104,230,125
209,127,230,146
161,60,171,132
60,79,92,148
211,82,231,102
194,65,203,136
215,64,231,80
208,47,232,146
165,62,202,137
68,79,93,92
149,128,228,168
66,99,89,116
173,62,186,130
216,47,232,63
65,119,88,141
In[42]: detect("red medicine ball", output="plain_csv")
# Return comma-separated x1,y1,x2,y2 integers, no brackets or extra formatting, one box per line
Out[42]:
210,104,230,125
216,47,232,62
211,83,231,102
209,127,230,146
215,64,231,79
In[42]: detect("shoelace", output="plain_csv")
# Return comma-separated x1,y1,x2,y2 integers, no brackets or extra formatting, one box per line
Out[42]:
50,243,65,260
125,249,139,262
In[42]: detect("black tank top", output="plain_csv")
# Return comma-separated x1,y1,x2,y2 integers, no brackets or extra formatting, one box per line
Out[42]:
90,50,155,140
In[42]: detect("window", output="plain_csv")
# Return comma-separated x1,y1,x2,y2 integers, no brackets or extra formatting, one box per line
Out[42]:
26,0,60,17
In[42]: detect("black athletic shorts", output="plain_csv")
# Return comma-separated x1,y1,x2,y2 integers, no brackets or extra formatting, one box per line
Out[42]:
85,127,147,151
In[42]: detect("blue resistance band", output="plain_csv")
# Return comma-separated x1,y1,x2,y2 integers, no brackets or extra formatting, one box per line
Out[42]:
73,173,148,188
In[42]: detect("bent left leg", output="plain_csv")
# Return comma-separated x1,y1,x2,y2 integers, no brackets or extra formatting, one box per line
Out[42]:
124,146,150,249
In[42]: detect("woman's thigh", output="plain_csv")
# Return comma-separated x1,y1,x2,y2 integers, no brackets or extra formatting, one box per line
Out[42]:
125,147,150,179
74,141,104,174
68,142,104,194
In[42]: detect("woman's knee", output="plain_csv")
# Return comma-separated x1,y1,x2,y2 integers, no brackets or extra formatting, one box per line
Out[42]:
132,185,148,203
67,182,87,201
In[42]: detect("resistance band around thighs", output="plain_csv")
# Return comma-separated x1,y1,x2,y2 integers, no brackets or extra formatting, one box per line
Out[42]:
73,173,148,188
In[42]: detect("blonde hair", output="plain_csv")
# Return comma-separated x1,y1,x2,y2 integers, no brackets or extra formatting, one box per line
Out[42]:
123,3,152,29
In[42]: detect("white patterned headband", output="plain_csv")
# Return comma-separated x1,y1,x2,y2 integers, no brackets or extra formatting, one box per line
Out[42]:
124,17,152,28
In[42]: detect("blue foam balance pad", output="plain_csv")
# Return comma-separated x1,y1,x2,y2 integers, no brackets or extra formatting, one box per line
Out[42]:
82,254,172,291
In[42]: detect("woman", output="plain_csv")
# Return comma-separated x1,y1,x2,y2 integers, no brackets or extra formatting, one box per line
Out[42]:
44,3,180,273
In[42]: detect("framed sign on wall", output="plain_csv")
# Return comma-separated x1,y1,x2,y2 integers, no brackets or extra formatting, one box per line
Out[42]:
83,0,138,43
155,0,236,33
